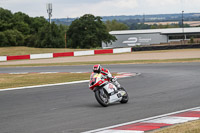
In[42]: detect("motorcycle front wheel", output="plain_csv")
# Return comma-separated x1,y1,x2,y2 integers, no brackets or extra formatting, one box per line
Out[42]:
119,87,129,104
95,89,109,107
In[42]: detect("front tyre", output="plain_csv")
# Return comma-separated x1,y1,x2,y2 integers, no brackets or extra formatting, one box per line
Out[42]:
120,87,129,104
95,89,109,107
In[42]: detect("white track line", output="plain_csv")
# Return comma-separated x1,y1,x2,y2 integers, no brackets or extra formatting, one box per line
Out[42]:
39,72,59,74
0,72,137,92
0,80,89,92
82,106,200,133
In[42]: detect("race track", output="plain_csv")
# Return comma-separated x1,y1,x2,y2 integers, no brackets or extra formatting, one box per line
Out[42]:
0,63,200,133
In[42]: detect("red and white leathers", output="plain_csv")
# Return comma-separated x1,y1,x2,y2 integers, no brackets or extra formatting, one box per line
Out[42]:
93,64,121,89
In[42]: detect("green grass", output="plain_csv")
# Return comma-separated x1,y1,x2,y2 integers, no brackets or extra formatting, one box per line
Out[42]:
1,58,200,67
0,72,117,89
0,46,90,56
0,73,91,89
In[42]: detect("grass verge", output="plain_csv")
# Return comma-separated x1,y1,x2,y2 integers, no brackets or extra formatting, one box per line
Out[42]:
0,46,90,56
151,120,200,133
1,58,200,67
0,73,91,89
0,72,117,89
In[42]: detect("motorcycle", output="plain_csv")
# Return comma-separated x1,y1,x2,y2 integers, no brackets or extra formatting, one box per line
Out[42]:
89,73,129,107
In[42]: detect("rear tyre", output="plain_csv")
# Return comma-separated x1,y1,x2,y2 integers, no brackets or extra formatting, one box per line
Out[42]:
95,89,109,107
120,87,129,104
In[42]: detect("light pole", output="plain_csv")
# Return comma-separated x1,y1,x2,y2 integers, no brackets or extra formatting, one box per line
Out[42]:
46,3,52,23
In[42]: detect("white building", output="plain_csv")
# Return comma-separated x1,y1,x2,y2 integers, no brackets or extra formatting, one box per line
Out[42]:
102,27,200,48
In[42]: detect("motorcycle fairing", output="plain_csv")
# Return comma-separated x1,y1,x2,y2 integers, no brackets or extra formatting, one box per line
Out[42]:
89,73,108,90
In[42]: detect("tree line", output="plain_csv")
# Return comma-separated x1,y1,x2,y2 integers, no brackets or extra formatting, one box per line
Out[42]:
120,19,191,30
0,7,193,49
0,8,119,48
0,8,68,48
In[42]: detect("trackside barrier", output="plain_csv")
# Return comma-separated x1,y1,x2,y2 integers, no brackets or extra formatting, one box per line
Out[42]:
30,53,53,59
0,47,133,62
53,52,74,58
94,49,113,54
131,44,200,51
0,56,7,62
7,55,30,60
113,48,132,53
74,50,94,56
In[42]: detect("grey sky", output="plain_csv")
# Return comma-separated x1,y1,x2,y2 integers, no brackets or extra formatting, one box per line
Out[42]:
1,0,200,18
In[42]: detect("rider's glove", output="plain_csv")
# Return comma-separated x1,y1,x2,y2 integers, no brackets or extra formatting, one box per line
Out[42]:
107,73,112,79
111,77,117,82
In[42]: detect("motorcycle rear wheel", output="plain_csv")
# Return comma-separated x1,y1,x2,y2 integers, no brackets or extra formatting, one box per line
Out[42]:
95,89,109,107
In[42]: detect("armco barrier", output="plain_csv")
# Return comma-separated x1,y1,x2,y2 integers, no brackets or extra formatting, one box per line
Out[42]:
7,55,30,60
0,47,132,62
30,53,53,59
0,56,7,62
74,50,94,56
94,49,113,54
53,52,74,58
113,48,132,53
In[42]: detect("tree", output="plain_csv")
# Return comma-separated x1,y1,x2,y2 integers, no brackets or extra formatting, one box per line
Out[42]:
3,30,24,46
0,8,13,31
0,32,8,47
35,22,65,48
67,14,116,48
25,34,37,47
13,21,30,35
130,23,151,30
0,7,68,48
105,20,129,31
0,8,13,22
30,17,48,34
0,20,12,31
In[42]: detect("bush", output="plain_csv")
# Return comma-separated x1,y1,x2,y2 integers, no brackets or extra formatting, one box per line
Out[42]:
0,32,8,46
3,30,24,46
0,7,66,48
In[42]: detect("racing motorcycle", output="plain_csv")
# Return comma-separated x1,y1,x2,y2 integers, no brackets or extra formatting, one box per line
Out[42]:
89,73,129,107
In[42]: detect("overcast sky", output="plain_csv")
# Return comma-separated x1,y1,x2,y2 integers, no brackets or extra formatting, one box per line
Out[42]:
1,0,200,18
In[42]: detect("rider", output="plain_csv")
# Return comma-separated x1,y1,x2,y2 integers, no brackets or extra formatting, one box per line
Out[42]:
93,64,121,90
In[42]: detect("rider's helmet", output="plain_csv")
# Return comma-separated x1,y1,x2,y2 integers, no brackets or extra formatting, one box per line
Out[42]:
93,64,102,73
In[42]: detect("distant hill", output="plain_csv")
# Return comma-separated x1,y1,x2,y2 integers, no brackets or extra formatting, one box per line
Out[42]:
52,13,200,25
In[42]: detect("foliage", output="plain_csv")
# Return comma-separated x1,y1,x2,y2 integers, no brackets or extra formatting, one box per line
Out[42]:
67,14,116,48
150,24,181,29
121,18,190,30
0,7,68,48
0,8,13,22
129,23,151,30
105,20,129,31
0,32,8,46
124,22,186,30
1,30,24,46
0,8,113,49
35,23,65,48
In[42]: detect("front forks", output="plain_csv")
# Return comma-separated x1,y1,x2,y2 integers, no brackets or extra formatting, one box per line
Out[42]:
99,88,107,98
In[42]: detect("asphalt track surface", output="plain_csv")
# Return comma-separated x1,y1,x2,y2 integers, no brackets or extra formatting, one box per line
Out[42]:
0,63,200,133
